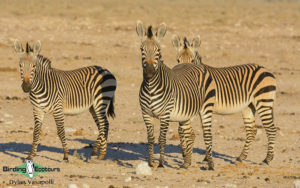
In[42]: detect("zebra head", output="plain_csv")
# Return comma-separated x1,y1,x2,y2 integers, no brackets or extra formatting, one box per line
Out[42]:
14,40,41,93
136,21,166,79
172,35,201,64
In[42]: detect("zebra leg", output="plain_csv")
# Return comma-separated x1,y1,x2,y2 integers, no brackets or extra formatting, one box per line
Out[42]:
90,104,109,160
178,125,187,159
89,107,101,157
26,109,44,160
178,120,195,169
142,113,155,167
158,115,170,168
237,104,257,162
257,106,276,165
53,111,69,162
200,110,214,170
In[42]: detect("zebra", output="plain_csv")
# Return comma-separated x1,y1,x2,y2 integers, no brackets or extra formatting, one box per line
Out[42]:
172,35,277,165
13,40,117,162
136,21,217,170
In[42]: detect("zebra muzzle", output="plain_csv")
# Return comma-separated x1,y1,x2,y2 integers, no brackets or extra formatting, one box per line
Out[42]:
143,64,156,79
21,82,31,93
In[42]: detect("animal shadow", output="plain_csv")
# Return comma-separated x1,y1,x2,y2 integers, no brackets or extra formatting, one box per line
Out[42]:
0,139,243,168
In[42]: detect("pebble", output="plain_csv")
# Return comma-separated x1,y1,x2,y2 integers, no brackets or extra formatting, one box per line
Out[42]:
124,176,132,182
82,183,90,188
3,113,12,118
224,183,237,188
65,127,76,133
67,184,78,188
135,161,152,175
294,180,300,188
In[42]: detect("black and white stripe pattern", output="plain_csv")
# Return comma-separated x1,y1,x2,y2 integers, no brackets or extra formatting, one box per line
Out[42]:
14,40,117,161
172,36,277,165
137,21,216,170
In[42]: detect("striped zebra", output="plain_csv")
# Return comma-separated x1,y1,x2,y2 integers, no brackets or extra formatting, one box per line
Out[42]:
13,40,117,162
136,21,216,170
172,35,277,165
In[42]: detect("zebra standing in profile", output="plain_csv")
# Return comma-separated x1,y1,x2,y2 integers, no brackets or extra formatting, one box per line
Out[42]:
136,21,217,170
13,40,117,162
172,35,277,165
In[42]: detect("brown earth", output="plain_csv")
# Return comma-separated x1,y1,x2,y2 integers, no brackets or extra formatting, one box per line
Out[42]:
0,0,299,187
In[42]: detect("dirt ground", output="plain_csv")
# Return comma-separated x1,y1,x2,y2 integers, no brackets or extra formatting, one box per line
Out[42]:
0,0,300,187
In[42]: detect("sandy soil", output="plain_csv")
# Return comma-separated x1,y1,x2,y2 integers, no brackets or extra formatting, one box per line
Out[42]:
0,0,300,187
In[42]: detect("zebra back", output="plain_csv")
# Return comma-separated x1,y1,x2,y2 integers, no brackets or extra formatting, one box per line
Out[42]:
171,36,276,110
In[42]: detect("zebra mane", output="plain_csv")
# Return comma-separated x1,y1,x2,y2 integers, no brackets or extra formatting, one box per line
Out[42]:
195,51,202,64
26,42,33,54
36,54,52,69
147,26,153,38
183,37,189,49
24,42,52,68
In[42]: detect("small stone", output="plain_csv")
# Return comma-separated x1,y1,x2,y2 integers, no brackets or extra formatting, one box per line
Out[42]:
3,113,12,118
224,183,237,187
74,129,84,136
67,184,78,188
65,127,76,133
264,177,270,183
124,176,132,182
294,180,300,188
82,183,90,188
135,161,152,175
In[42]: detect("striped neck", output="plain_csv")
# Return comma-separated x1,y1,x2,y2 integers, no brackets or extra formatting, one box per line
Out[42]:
30,55,52,94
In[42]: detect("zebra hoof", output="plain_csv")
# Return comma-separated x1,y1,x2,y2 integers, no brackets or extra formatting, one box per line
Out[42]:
180,163,190,169
262,159,270,165
63,158,69,163
236,157,243,162
158,162,164,168
207,162,214,170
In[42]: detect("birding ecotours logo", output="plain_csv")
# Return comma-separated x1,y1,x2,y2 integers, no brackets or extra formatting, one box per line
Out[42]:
2,160,60,178
16,160,47,178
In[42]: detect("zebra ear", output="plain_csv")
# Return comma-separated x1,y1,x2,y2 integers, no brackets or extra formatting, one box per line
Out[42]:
156,23,167,42
14,39,23,53
192,36,201,51
136,20,146,41
172,35,181,52
33,40,41,56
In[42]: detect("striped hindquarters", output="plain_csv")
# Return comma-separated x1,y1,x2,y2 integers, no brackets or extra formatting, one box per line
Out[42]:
206,64,276,113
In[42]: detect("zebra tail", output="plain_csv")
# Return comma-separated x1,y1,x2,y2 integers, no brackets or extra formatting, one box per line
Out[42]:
107,96,115,119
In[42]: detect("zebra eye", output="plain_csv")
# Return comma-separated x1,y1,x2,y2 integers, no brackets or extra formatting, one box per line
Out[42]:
142,63,147,68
